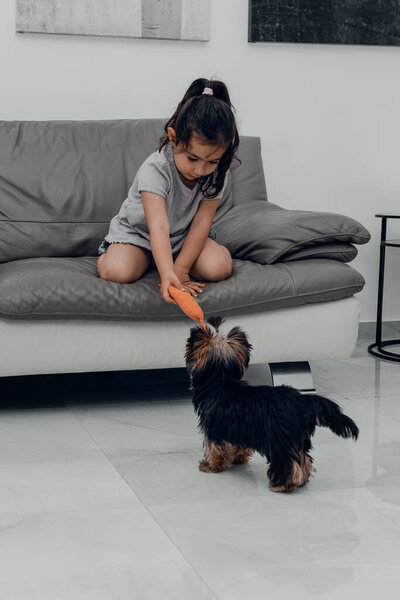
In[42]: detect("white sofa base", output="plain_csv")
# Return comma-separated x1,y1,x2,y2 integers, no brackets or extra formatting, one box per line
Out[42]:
0,296,360,378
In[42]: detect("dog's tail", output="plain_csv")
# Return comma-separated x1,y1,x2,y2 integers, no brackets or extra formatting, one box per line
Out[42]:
303,394,359,440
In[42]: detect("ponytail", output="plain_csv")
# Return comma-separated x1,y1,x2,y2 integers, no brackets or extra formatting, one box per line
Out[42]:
159,78,240,198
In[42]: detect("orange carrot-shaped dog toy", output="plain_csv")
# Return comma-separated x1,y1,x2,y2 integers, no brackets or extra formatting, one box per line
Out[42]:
168,286,206,331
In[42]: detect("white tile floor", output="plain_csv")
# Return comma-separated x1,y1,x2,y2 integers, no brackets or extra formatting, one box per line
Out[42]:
0,331,399,599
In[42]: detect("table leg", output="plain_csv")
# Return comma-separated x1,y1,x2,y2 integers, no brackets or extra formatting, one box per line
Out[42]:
375,217,387,348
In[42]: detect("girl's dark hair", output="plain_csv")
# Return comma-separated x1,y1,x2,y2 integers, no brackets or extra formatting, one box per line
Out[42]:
159,77,240,199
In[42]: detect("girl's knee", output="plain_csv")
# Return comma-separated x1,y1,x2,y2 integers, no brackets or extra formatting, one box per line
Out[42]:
218,253,232,280
213,254,233,281
222,247,233,270
97,244,151,283
195,248,232,282
97,257,140,284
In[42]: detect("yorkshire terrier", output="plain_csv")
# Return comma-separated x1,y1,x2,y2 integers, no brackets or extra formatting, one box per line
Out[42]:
185,317,359,493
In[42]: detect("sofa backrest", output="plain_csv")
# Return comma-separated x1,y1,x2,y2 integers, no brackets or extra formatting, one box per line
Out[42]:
0,119,267,262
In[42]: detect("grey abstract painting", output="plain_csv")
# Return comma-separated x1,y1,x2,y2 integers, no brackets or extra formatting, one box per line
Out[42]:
249,0,400,46
16,0,210,41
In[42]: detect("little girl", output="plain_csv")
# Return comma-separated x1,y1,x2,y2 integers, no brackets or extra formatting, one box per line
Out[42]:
97,77,239,305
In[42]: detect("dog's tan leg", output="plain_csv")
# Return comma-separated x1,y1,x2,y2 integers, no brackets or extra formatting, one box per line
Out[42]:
298,451,314,487
231,445,254,465
199,439,235,473
268,450,314,493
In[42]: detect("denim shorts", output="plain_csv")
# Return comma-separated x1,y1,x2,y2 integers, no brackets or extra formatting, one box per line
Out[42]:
97,227,218,256
97,240,118,256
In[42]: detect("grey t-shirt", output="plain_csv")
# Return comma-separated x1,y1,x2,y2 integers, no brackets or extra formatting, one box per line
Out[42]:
105,143,228,253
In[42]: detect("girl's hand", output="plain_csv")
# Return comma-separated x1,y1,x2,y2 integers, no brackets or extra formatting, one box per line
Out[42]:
174,265,205,298
159,272,185,304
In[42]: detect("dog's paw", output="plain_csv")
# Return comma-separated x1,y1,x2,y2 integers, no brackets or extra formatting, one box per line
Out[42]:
199,460,212,472
268,481,297,493
199,459,224,473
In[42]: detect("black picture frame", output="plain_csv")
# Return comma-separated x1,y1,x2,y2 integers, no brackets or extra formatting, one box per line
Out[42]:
248,1,400,46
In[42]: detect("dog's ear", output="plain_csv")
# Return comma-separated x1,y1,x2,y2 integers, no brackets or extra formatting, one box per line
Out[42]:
185,325,212,371
207,316,225,331
188,324,213,340
227,326,252,368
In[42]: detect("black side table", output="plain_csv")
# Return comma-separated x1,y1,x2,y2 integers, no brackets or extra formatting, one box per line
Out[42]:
368,214,400,362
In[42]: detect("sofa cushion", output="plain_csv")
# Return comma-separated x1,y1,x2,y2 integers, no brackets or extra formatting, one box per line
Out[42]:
0,119,265,263
0,256,365,320
213,201,370,264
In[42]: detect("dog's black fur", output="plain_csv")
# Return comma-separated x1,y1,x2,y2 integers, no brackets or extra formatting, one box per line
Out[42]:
185,317,359,492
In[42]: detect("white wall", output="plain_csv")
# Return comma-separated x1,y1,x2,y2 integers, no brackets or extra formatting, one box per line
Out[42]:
2,0,400,323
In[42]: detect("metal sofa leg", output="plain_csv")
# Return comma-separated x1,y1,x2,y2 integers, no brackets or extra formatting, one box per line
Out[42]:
268,361,316,394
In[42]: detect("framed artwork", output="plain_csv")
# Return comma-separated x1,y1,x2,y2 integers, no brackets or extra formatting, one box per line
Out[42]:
16,0,210,41
249,0,400,46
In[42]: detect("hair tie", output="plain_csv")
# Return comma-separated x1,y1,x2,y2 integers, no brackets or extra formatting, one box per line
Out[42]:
202,87,213,96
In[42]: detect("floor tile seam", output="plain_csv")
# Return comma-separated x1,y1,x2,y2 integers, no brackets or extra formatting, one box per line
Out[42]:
340,392,400,400
145,506,366,548
306,483,386,494
65,405,217,598
0,452,215,469
66,406,146,505
307,483,400,494
351,399,400,422
1,499,394,552
144,512,219,600
175,537,400,551
338,395,400,423
313,358,375,372
0,502,153,523
146,488,319,511
105,447,203,463
144,490,288,509
68,407,196,436
111,446,209,463
105,464,219,600
327,391,391,410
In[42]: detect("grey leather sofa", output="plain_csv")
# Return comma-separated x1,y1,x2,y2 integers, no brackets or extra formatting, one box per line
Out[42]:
0,119,369,386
